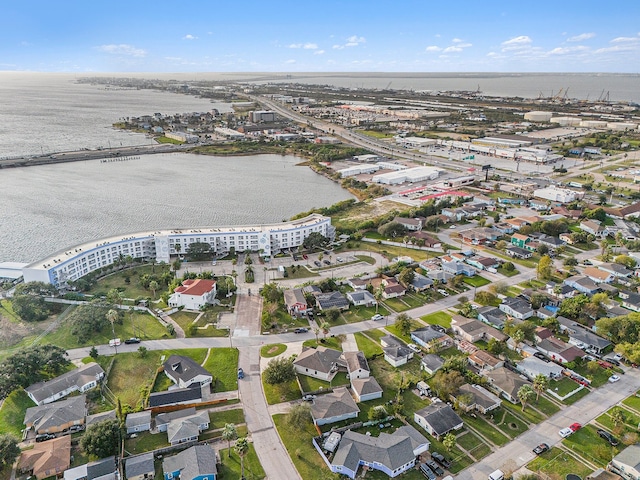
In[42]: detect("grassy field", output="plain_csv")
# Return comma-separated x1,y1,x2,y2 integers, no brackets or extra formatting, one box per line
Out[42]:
420,311,452,328
124,431,169,454
262,377,300,405
463,413,510,446
457,431,492,460
528,447,593,480
203,348,239,392
209,408,245,430
218,446,266,480
354,332,384,357
261,343,287,358
385,320,422,344
562,424,620,467
463,276,491,287
86,264,171,299
170,310,199,331
303,337,343,351
273,413,329,480
622,392,640,412
341,304,391,323
298,372,350,393
0,389,33,437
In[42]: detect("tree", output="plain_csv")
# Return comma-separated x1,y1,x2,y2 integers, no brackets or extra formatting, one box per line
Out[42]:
320,321,331,339
374,285,384,313
107,309,119,348
106,288,125,306
11,294,51,322
537,255,553,281
395,313,412,337
611,408,626,427
398,267,415,288
564,256,578,267
502,261,515,272
186,241,212,260
138,346,148,358
377,221,407,239
263,356,296,385
368,405,388,421
517,384,535,411
234,437,250,480
80,419,121,458
615,254,636,269
287,403,312,427
148,280,159,299
0,434,20,467
89,346,99,360
302,232,329,250
443,433,457,452
221,423,238,457
432,370,464,399
69,301,111,344
325,308,340,323
533,374,548,402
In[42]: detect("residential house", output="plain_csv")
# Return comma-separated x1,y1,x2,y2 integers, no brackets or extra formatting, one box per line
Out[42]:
411,327,453,350
580,219,606,238
453,384,501,414
477,306,508,330
420,354,445,375
351,377,383,402
537,305,558,319
517,356,563,380
414,403,464,440
468,350,503,372
511,233,532,249
126,453,155,480
466,256,499,271
156,407,199,432
126,411,151,434
24,395,86,435
484,367,531,404
18,435,71,480
347,278,369,290
25,362,104,406
599,263,633,279
346,290,377,307
426,269,453,283
329,426,430,479
408,231,442,248
86,410,116,428
451,315,508,343
283,288,309,315
393,217,424,231
564,275,601,295
587,469,622,480
168,279,217,310
293,346,343,381
148,385,204,409
559,232,574,244
163,355,213,389
537,337,585,364
504,218,531,231
459,227,499,246
499,297,534,320
316,291,350,311
583,267,615,284
621,291,640,312
547,282,577,300
166,410,210,446
310,387,360,426
610,444,640,480
162,444,217,480
87,457,118,480
567,326,611,354
602,202,640,219
411,273,434,292
535,234,565,250
382,280,406,299
506,246,533,259
441,261,476,277
343,351,370,380
383,345,413,367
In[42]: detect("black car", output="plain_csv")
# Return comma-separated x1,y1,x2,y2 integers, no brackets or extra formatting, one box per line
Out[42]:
598,429,619,446
431,452,451,469
314,260,322,267
35,433,56,442
426,460,444,476
294,328,308,334
323,260,330,265
533,352,550,363
607,358,621,366
533,443,550,455
431,325,446,334
292,254,299,261
124,337,141,344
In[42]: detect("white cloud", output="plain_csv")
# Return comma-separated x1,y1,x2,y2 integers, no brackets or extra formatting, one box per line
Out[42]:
501,35,532,51
547,45,589,55
183,34,197,40
451,38,463,43
441,41,471,54
610,33,640,43
284,59,296,64
567,32,595,42
97,44,147,57
443,46,463,53
425,45,441,52
289,43,318,49
332,44,344,50
313,50,325,55
334,35,366,49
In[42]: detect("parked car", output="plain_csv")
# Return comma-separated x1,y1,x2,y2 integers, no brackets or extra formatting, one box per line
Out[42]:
294,328,308,334
449,225,457,229
570,422,582,432
124,337,141,344
431,325,446,333
237,368,244,379
303,254,308,260
437,289,450,297
609,374,620,383
371,314,384,321
292,254,299,261
559,427,573,438
597,429,619,445
109,338,121,347
431,452,451,469
533,443,549,455
302,394,316,402
420,463,437,480
323,260,330,265
533,352,550,363
35,433,56,442
426,460,444,476
314,260,322,267
408,344,421,353
336,257,344,263
607,358,621,366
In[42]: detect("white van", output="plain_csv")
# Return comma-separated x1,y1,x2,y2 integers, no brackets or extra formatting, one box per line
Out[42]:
489,470,504,480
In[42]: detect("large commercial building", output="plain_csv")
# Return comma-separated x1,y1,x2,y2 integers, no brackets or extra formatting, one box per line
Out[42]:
533,186,581,204
372,166,439,185
23,214,334,287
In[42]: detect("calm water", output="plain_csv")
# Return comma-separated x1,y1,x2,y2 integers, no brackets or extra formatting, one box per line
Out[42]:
0,153,353,263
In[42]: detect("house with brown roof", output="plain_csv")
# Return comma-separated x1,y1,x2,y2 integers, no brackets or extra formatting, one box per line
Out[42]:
580,219,606,238
310,387,360,426
536,337,585,364
453,384,501,414
468,350,503,372
283,288,309,315
583,266,615,284
351,377,383,402
294,346,343,381
484,367,531,404
19,435,71,480
451,315,508,343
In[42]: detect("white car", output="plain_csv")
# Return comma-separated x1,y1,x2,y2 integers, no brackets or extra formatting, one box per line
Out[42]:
438,289,450,297
408,344,421,353
371,314,384,321
609,374,620,383
559,427,573,438
449,225,456,229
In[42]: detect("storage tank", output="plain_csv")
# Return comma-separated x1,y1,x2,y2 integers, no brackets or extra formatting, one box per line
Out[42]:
524,111,553,122
580,120,607,128
607,122,637,131
551,116,581,126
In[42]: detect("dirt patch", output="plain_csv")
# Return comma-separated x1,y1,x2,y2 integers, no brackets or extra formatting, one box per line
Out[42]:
267,346,280,355
0,314,46,348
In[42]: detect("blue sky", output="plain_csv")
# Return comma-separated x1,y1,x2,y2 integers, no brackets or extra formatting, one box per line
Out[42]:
2,1,639,73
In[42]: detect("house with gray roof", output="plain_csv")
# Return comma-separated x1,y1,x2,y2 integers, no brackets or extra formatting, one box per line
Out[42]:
484,367,530,404
621,291,640,312
163,355,212,389
477,306,508,329
499,297,534,320
453,384,501,414
441,261,476,277
87,456,117,480
294,346,343,381
451,315,508,343
351,377,383,402
414,403,463,439
411,273,434,292
310,387,360,426
564,275,600,295
25,362,104,406
165,410,209,446
420,354,444,375
126,411,151,434
316,291,350,311
599,263,633,278
86,410,116,428
411,327,453,350
346,290,377,307
162,444,217,480
148,385,204,409
567,325,611,354
517,356,563,380
609,443,640,480
126,453,155,480
381,335,405,348
328,426,430,479
342,351,370,379
24,395,86,434
537,337,585,364
383,345,413,367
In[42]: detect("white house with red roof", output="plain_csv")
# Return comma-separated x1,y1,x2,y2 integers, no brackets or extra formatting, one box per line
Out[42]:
168,279,217,310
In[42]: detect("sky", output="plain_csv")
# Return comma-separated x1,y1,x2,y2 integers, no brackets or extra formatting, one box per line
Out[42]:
2,1,640,73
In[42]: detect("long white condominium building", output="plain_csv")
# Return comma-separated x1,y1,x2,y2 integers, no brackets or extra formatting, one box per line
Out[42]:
23,214,334,287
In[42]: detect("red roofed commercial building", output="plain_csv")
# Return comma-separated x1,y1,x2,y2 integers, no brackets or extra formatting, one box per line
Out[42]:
169,279,217,310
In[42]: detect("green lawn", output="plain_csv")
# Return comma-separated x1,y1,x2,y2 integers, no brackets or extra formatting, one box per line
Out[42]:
202,348,239,392
534,395,561,416
86,264,171,299
170,310,199,331
262,378,300,405
463,276,491,287
261,344,287,358
125,431,169,454
562,424,620,467
364,328,390,342
382,297,412,312
341,305,391,323
420,311,452,328
501,400,545,424
0,389,33,437
297,372,350,393
549,377,583,397
622,392,640,413
463,413,510,446
385,320,422,344
457,431,492,460
490,408,529,438
209,408,245,430
218,446,266,480
497,266,520,277
303,337,343,351
528,447,593,480
354,332,384,357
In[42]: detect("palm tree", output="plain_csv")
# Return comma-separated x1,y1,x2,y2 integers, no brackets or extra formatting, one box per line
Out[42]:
149,280,159,299
611,408,625,427
320,321,330,340
313,327,320,346
533,374,549,402
221,423,238,458
234,437,249,479
374,284,384,314
517,384,535,411
107,309,119,354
